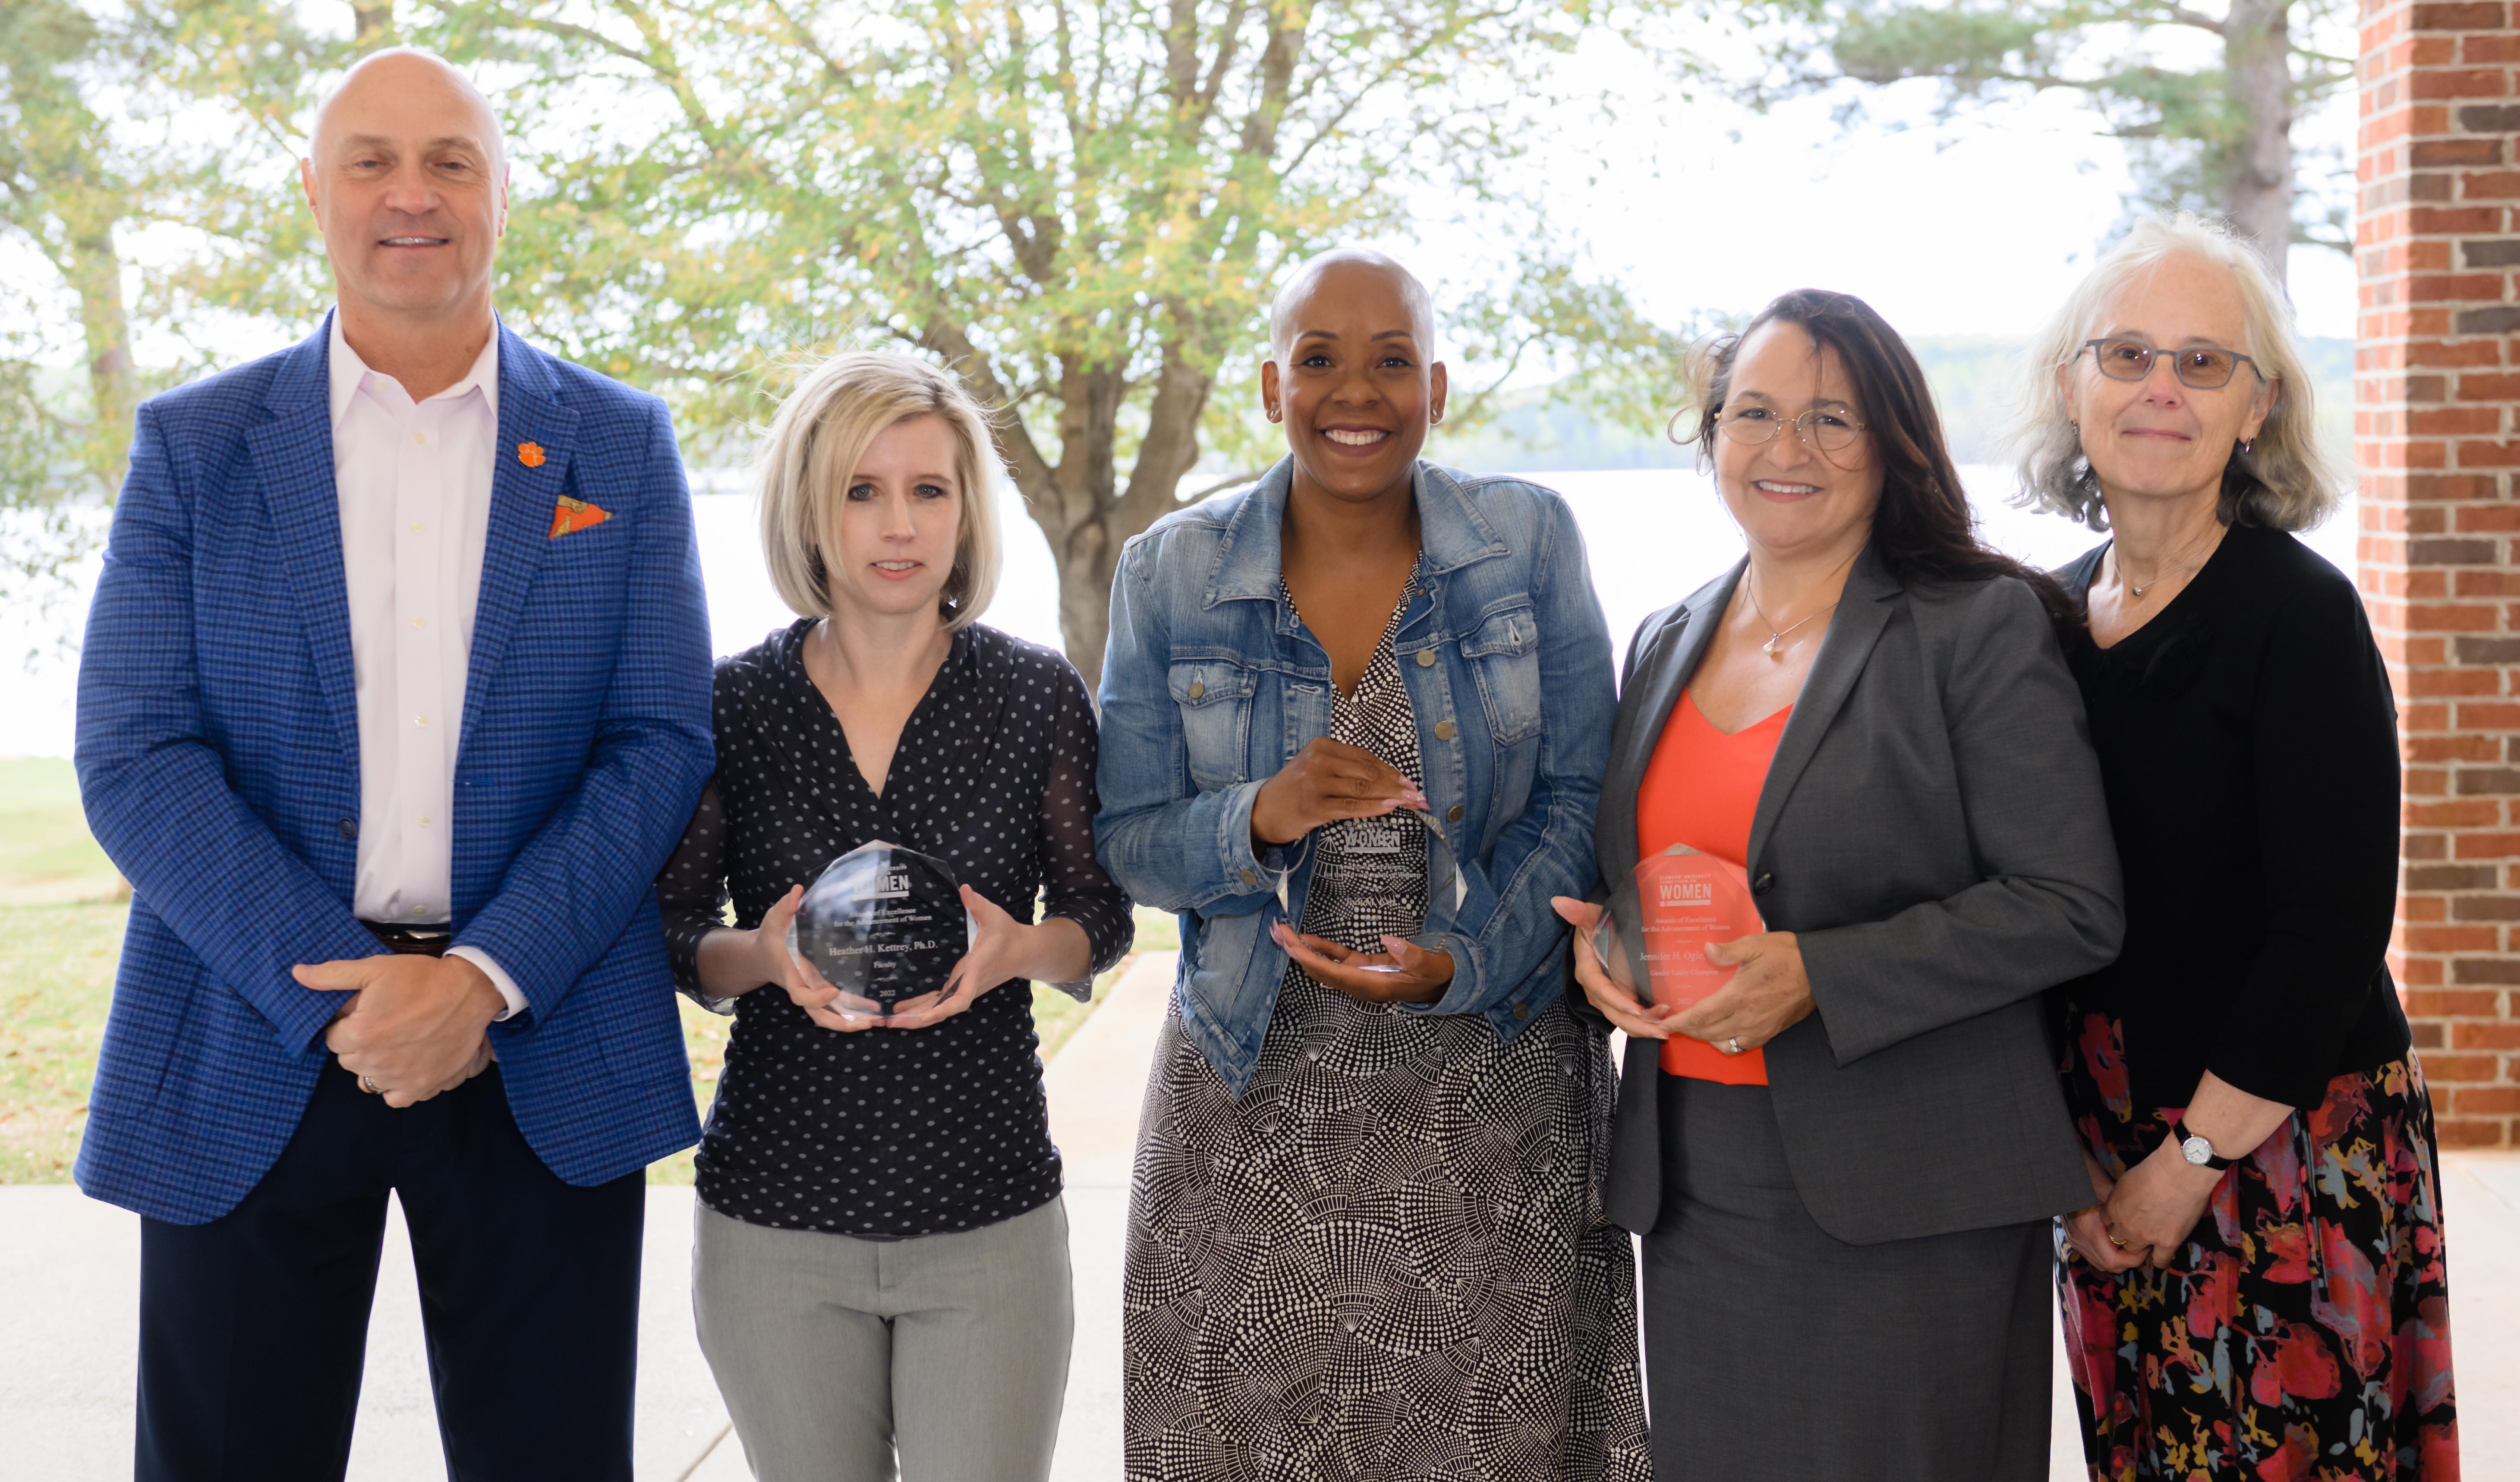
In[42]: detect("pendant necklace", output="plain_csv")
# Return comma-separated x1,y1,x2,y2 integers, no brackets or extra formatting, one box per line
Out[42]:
1745,554,1856,661
1746,579,1839,661
2118,532,2218,601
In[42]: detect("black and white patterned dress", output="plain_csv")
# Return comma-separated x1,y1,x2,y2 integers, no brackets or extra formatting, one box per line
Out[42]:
1123,570,1652,1482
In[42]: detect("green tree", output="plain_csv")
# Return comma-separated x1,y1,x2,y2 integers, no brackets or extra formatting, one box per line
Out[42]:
0,0,348,606
0,0,138,599
1729,0,2354,283
5,1,1683,675
411,0,1680,683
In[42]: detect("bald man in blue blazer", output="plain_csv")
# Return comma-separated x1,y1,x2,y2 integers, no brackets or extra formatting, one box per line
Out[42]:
73,50,711,1482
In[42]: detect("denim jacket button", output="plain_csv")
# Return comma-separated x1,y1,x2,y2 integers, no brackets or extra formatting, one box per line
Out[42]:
1416,649,1436,667
1512,1001,1530,1021
1446,804,1463,823
1188,679,1206,699
1240,867,1258,887
1433,719,1457,741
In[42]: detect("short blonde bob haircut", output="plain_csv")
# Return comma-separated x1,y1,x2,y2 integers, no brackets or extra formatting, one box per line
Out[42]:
756,351,1003,629
2008,212,2344,532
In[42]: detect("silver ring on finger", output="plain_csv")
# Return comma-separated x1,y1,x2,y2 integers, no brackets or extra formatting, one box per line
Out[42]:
1724,1037,1742,1056
358,1073,381,1095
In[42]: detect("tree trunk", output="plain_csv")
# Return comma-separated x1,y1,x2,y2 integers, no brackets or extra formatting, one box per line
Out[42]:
57,205,134,494
352,4,397,50
2222,0,2294,286
1051,518,1122,695
1001,345,1217,694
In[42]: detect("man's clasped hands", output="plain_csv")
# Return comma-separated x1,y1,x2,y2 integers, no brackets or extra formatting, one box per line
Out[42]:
296,953,502,1109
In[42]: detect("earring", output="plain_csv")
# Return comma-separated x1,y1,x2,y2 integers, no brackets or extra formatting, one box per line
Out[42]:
1429,412,1443,427
2068,420,2079,433
2241,437,2255,454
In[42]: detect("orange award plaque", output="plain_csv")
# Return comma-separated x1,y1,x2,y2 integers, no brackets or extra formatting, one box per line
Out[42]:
1592,844,1764,1012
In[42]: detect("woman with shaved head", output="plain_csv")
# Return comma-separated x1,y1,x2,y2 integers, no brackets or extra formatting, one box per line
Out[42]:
1094,249,1648,1477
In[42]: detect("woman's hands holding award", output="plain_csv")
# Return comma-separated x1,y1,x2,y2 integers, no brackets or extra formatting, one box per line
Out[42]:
1554,897,1680,1041
1272,921,1455,1004
888,886,1074,1030
773,842,968,1030
753,881,885,1032
761,841,1091,1033
1254,737,1459,1006
1553,844,1814,1055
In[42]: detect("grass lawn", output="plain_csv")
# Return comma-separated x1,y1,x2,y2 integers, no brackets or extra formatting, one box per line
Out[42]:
0,757,123,908
0,756,1169,1186
0,900,123,1182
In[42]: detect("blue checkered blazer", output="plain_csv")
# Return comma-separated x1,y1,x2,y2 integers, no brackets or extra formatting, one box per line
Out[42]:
73,318,715,1225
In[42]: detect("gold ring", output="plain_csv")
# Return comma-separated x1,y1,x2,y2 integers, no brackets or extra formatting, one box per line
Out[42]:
2106,1232,2127,1249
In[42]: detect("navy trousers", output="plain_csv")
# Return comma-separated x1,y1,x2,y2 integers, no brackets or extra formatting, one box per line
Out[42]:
135,1057,646,1482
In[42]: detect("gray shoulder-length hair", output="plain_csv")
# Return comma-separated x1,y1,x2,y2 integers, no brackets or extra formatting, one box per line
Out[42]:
2006,212,2345,532
754,351,1004,629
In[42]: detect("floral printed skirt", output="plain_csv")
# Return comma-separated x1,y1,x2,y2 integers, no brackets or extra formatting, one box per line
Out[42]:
2056,1010,2458,1480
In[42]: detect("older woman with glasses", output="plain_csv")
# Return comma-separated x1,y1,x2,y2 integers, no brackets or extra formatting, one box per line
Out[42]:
2020,214,2459,1479
1556,289,2123,1479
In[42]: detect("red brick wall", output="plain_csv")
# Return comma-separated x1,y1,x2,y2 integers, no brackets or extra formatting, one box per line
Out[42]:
2359,0,2520,1147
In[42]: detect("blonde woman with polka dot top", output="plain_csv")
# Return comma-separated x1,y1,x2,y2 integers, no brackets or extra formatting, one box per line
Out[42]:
654,352,1131,1481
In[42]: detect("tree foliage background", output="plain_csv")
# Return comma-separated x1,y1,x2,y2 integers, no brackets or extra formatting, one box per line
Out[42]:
1,0,1692,681
3,0,2367,676
1723,0,2356,284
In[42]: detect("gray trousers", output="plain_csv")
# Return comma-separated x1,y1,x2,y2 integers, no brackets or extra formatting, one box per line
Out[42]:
693,1196,1074,1482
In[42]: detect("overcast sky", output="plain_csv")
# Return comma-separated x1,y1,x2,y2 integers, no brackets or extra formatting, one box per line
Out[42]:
1405,29,2357,349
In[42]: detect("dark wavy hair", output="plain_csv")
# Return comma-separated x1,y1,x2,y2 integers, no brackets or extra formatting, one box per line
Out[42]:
1683,289,2079,636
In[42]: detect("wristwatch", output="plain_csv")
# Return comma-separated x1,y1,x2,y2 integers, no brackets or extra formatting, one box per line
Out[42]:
2170,1123,2237,1171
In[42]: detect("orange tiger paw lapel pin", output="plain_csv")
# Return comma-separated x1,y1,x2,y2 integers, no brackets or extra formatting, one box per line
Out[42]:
549,495,611,539
517,441,545,467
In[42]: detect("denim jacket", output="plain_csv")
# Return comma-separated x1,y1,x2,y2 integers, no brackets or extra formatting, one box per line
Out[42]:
1093,458,1617,1095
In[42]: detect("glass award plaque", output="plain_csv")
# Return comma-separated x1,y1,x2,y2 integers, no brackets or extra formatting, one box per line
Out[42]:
785,841,970,1017
1305,806,1464,974
1591,843,1763,1010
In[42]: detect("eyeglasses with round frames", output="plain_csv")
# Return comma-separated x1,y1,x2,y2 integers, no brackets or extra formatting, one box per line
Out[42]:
2079,337,2264,391
1716,404,1868,453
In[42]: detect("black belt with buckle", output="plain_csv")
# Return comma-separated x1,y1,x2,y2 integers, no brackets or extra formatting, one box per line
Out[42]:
361,921,452,958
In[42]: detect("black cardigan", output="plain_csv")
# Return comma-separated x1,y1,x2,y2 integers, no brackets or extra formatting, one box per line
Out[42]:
2055,522,2410,1110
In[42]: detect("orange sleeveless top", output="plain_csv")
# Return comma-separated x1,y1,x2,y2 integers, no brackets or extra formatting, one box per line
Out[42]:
1632,690,1789,1085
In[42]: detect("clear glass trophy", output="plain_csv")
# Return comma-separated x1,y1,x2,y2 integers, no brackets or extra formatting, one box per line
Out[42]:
786,841,970,1018
1304,806,1465,974
1591,843,1763,1009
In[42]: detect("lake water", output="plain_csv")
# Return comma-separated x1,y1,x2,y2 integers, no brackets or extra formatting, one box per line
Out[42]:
0,466,2358,760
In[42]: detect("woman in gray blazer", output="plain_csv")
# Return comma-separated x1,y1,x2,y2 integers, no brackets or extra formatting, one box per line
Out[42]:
1555,289,2124,1480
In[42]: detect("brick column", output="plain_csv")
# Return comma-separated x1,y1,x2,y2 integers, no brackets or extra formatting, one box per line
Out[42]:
2359,0,2520,1147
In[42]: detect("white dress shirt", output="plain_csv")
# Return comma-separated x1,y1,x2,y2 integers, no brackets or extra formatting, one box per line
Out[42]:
328,311,525,1019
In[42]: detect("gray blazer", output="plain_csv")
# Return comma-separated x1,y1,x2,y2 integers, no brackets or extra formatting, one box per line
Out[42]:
1598,546,2123,1246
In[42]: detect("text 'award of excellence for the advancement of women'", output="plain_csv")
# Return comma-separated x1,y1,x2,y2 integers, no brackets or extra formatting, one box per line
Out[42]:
1591,843,1764,1012
786,841,972,1018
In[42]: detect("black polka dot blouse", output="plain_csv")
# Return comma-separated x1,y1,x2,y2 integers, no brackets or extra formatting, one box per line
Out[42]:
656,618,1133,1240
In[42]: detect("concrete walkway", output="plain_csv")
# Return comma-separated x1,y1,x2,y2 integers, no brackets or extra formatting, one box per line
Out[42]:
4,950,2515,1480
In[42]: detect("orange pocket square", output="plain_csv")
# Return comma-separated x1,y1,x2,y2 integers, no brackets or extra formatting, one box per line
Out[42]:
549,496,611,539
